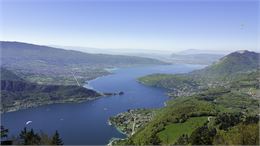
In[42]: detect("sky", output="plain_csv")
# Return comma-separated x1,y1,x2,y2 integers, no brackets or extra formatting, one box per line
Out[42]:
0,0,259,52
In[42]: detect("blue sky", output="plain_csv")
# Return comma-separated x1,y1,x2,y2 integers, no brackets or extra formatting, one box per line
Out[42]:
1,0,259,51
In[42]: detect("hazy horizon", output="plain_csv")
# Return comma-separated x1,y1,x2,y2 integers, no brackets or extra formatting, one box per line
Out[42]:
1,0,259,52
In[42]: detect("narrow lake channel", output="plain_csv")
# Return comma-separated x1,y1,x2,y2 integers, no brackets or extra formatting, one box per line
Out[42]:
1,64,205,144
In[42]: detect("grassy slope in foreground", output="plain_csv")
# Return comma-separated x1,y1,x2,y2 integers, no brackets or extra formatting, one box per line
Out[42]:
158,116,208,144
116,82,259,145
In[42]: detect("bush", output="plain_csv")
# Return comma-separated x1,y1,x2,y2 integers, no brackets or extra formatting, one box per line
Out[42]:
189,126,216,145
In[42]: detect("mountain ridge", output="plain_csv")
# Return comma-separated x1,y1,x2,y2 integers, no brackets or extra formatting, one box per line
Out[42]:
116,50,260,145
138,50,260,96
0,41,167,85
191,50,259,80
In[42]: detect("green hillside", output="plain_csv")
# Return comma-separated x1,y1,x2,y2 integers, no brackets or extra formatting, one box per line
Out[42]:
115,71,259,145
138,50,259,94
191,50,259,81
0,68,101,113
113,50,260,145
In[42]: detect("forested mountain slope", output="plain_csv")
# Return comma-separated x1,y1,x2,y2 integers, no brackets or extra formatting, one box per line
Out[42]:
138,50,260,96
113,50,260,145
1,68,101,113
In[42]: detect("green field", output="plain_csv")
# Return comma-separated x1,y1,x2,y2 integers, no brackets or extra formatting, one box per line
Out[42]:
158,116,208,144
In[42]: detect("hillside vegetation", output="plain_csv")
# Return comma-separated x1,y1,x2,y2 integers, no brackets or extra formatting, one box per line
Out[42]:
0,41,166,85
112,50,260,145
0,68,101,113
191,50,259,81
139,50,259,95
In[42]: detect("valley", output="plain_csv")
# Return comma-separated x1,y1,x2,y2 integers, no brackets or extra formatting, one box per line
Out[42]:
0,41,166,86
1,64,204,144
1,0,258,145
0,41,168,113
111,50,260,145
1,49,259,145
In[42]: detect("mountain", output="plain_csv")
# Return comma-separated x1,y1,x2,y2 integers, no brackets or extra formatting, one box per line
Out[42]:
0,68,101,113
138,50,260,96
0,41,166,85
177,49,231,55
1,67,23,81
170,53,224,65
0,41,165,66
169,49,232,65
116,50,260,145
191,50,260,80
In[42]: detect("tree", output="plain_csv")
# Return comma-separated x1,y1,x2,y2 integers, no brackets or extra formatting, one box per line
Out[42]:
51,130,63,145
1,126,8,138
19,127,27,141
149,133,161,145
190,126,216,145
215,113,243,130
39,131,52,145
213,123,259,145
175,134,189,145
19,128,41,145
1,126,12,145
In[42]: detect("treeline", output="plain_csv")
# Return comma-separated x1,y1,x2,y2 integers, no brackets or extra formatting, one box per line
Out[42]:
114,83,259,145
121,112,259,145
1,126,63,145
174,113,259,145
114,50,260,145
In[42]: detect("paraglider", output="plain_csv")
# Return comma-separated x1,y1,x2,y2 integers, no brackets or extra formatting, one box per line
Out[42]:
240,23,245,30
25,121,32,125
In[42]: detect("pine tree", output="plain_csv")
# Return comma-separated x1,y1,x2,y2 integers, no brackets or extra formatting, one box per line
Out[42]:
19,127,27,143
0,126,8,138
51,130,63,145
19,128,41,145
1,126,13,145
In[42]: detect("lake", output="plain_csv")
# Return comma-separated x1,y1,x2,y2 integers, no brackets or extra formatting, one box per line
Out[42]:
1,64,205,144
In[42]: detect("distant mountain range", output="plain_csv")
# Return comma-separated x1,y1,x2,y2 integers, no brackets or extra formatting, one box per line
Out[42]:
169,49,258,65
170,53,224,65
0,41,165,67
0,41,166,85
52,45,234,65
176,49,232,55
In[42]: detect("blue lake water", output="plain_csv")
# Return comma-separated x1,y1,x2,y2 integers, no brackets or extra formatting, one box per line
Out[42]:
1,64,205,144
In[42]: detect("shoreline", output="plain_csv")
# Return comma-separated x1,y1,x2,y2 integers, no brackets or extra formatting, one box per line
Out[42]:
1,69,116,114
107,109,156,145
1,95,103,114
